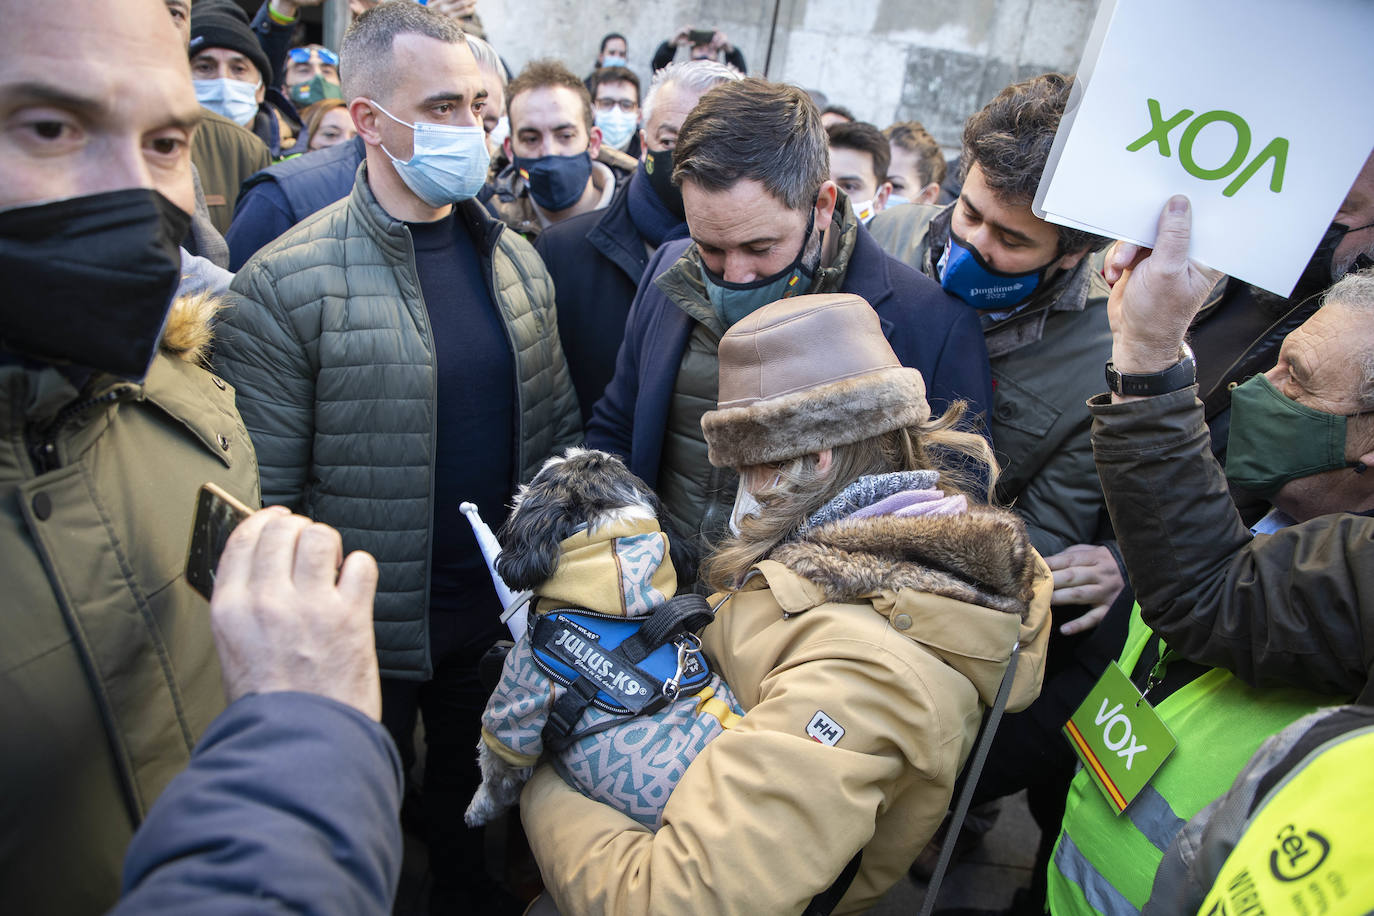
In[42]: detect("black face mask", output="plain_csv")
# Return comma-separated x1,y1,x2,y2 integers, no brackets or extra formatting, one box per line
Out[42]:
0,188,189,380
644,147,684,220
1290,219,1374,304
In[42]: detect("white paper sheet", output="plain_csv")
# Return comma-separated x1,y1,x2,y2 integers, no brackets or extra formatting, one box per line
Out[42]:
1034,0,1374,295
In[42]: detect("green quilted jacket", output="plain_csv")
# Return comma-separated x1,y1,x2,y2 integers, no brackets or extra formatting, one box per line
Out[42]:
218,164,581,679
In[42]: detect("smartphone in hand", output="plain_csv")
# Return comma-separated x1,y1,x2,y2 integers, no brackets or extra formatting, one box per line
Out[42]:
185,482,253,601
689,28,715,46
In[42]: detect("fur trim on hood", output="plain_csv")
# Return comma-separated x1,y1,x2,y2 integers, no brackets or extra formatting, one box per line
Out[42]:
770,506,1038,619
159,291,223,367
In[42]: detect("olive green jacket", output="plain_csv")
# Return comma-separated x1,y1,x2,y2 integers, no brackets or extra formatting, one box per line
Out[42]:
190,109,272,235
218,164,582,679
0,295,259,915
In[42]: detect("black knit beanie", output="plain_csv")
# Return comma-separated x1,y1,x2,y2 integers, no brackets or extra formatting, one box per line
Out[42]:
189,1,271,86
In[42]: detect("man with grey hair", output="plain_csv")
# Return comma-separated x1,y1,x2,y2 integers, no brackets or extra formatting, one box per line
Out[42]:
215,3,580,911
534,59,741,422
584,77,991,560
466,34,508,152
1047,194,1374,911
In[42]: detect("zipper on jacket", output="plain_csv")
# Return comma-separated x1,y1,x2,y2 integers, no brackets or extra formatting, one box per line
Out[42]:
25,386,133,474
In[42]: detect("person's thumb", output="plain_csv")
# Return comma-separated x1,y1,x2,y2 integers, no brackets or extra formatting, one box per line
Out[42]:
1152,194,1193,272
337,549,380,612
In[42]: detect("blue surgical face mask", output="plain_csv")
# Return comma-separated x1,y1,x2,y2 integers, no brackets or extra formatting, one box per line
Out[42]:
600,54,628,68
595,107,638,151
194,77,260,127
938,230,1056,310
886,194,911,208
514,152,593,212
372,100,490,207
701,208,817,328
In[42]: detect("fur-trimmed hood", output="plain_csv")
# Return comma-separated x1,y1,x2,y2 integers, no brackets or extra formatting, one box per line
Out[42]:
736,498,1052,710
771,504,1039,619
159,291,224,367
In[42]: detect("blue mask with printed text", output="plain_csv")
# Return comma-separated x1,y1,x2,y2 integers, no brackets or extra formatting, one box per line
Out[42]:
938,231,1055,310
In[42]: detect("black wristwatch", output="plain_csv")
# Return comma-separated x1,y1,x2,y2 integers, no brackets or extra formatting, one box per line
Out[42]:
1104,343,1196,396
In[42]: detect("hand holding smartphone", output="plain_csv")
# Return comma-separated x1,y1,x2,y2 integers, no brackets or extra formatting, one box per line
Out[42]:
185,482,253,601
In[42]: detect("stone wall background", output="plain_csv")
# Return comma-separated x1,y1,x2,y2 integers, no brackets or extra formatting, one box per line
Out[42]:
481,0,1101,148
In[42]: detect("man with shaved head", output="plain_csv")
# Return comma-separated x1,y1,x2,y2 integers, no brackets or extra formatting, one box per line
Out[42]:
215,3,579,910
0,0,261,911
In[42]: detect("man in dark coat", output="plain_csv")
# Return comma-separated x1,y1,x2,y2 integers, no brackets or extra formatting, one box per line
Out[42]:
534,60,741,423
585,78,991,559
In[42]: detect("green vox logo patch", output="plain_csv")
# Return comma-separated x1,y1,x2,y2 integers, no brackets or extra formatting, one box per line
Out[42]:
1127,98,1289,198
1064,663,1177,813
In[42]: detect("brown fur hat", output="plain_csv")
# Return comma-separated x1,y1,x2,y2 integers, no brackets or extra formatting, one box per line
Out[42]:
701,294,930,468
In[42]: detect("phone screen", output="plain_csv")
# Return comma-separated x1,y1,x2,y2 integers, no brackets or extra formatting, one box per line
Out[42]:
689,29,715,46
185,483,252,601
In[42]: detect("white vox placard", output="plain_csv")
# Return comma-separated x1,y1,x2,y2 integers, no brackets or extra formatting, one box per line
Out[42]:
1034,0,1374,296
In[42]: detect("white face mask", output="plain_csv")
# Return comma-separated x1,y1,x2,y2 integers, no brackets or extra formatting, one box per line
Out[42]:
194,77,260,127
595,107,638,151
372,100,491,207
852,198,876,224
728,471,781,537
487,114,510,151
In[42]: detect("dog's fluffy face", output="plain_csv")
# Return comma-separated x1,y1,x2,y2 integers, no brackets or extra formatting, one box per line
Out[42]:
496,448,660,591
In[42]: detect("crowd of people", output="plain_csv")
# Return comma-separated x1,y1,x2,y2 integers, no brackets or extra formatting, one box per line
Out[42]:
4,1,1373,915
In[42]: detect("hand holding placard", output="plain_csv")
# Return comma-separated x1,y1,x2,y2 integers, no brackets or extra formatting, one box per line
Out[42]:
1034,0,1374,296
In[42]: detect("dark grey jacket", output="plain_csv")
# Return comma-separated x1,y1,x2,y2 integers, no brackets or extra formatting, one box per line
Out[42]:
218,165,582,679
869,203,1113,557
1090,387,1374,698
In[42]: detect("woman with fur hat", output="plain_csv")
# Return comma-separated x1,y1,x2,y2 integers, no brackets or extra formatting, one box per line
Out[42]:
520,293,1052,915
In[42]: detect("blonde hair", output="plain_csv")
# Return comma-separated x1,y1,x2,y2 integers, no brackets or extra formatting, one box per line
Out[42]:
701,401,997,591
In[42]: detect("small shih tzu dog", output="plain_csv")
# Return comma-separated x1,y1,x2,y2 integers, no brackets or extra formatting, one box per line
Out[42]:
465,448,741,830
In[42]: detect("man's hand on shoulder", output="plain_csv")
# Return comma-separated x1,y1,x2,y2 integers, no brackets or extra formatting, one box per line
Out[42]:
210,507,382,720
1105,195,1223,377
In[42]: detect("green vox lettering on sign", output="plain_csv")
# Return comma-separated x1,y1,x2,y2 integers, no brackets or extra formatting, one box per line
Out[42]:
1063,662,1178,814
1126,98,1289,198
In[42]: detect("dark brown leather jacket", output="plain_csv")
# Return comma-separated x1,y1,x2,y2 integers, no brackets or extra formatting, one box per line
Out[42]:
1090,387,1374,700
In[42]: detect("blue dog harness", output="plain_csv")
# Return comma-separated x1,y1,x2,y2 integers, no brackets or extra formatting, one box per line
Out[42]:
530,593,716,751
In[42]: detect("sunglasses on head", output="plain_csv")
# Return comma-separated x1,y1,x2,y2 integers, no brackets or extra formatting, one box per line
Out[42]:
288,47,340,67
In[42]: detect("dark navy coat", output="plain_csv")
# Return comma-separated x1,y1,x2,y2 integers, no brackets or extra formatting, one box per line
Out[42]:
585,224,993,487
535,180,668,424
113,693,402,915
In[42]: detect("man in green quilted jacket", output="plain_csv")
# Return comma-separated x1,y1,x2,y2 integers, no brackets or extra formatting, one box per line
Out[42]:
215,4,580,912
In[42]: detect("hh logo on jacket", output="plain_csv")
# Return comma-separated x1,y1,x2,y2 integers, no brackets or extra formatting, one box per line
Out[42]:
807,710,845,746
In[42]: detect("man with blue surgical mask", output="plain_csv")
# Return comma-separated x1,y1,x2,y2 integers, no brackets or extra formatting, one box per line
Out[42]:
596,32,629,69
590,65,642,158
486,59,635,240
188,1,301,158
214,5,580,912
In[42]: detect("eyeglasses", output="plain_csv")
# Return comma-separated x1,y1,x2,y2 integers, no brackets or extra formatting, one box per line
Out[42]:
594,98,637,113
288,47,340,67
